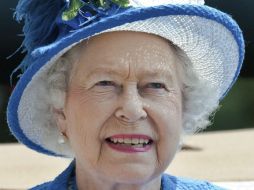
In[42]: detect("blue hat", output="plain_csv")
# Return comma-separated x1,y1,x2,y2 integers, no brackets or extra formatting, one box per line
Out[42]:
7,0,245,157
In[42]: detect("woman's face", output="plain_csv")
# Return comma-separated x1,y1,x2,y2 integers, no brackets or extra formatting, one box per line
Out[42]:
59,32,183,185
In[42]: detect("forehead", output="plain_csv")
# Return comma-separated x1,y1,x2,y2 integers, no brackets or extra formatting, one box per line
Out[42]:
73,32,178,78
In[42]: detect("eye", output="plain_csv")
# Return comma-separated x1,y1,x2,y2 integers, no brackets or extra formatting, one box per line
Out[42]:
146,83,166,89
95,80,115,86
92,80,119,96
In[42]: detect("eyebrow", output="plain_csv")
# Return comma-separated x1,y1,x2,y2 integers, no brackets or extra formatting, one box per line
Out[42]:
86,67,174,83
86,67,126,80
138,69,174,83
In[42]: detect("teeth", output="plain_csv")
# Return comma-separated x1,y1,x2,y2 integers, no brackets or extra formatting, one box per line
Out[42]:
132,144,143,148
123,138,132,144
131,138,139,145
109,137,151,145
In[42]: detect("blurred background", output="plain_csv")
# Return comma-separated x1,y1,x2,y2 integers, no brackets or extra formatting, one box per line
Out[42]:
1,0,254,143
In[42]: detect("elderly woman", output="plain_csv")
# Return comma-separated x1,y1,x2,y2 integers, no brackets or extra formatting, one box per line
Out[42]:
7,0,244,189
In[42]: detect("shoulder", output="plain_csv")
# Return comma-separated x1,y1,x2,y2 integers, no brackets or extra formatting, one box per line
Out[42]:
29,160,75,190
29,182,52,190
29,179,69,190
162,173,225,190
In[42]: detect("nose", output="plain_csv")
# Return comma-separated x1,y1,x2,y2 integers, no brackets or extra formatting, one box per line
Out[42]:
115,84,147,123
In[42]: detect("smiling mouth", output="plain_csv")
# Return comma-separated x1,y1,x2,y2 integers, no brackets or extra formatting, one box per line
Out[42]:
105,134,153,153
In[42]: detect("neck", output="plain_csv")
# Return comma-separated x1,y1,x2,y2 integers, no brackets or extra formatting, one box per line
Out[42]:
75,162,162,190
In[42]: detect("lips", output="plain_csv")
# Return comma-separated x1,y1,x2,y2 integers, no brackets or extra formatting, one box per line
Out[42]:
105,134,153,153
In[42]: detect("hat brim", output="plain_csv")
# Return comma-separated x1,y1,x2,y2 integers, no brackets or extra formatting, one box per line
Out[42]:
7,4,244,157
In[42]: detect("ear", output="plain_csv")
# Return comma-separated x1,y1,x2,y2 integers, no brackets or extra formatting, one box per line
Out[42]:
53,108,68,137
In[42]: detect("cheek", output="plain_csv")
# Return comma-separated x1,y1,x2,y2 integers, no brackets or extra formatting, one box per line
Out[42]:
66,107,104,165
148,94,182,131
155,101,182,144
147,96,182,166
160,97,182,142
66,87,117,124
65,90,118,157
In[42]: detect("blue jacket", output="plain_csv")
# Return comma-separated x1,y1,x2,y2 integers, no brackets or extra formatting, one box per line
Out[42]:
31,161,225,190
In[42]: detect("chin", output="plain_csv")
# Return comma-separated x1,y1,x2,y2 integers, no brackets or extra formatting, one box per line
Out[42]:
104,165,161,184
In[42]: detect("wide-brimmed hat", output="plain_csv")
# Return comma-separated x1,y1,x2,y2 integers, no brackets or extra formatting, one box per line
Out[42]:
7,0,244,157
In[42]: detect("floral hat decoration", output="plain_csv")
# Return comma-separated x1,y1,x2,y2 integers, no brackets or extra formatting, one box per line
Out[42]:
7,0,244,157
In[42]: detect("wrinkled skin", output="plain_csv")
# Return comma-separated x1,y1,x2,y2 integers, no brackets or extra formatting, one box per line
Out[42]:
56,31,183,190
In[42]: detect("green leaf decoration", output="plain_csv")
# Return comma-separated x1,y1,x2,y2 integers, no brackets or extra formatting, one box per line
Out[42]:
62,0,86,21
92,0,107,8
62,0,130,21
111,0,130,7
93,0,130,8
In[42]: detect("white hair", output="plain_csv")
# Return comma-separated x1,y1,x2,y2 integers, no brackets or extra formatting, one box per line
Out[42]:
172,45,219,134
46,41,219,136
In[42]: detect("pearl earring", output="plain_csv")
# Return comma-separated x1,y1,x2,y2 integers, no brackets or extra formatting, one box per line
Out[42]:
58,132,67,144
